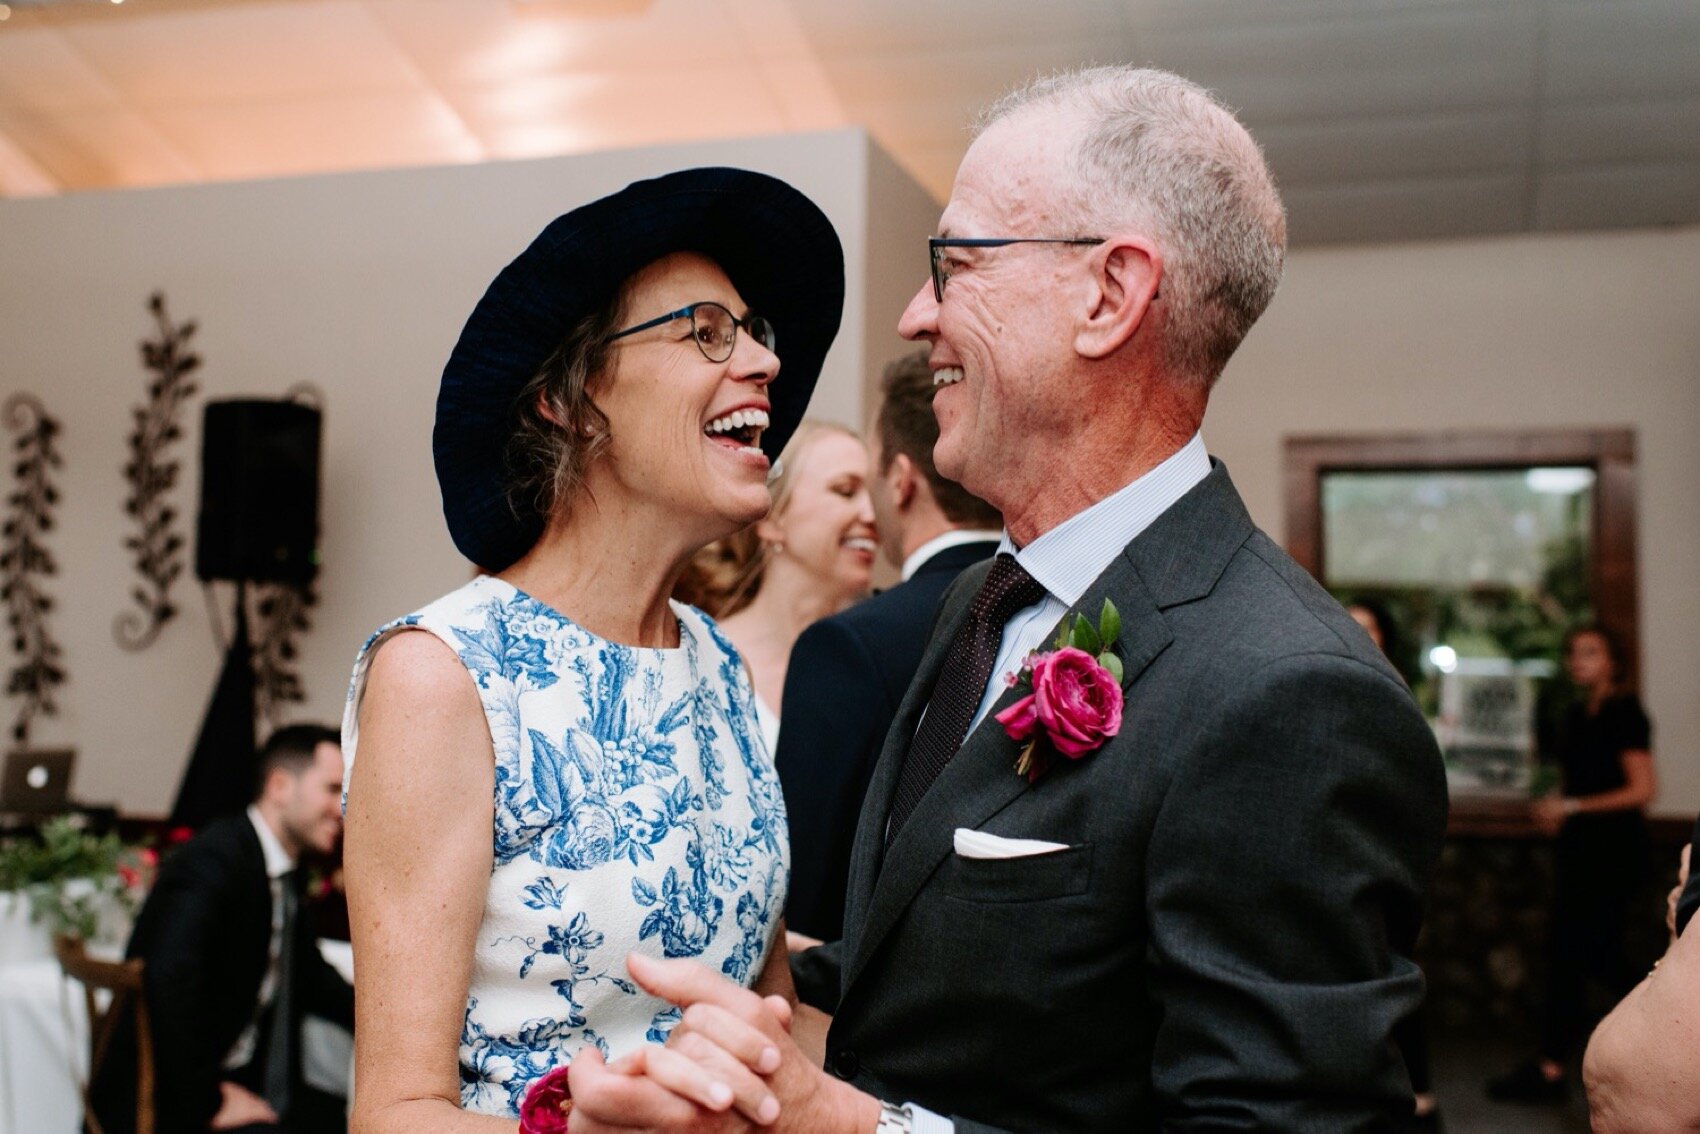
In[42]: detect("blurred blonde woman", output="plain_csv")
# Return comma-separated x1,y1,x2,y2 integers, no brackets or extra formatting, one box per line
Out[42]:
681,420,877,751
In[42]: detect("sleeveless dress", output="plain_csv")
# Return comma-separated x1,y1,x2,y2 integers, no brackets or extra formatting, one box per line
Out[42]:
342,575,789,1116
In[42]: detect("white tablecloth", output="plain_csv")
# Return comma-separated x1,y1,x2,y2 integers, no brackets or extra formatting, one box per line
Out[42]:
0,957,86,1134
0,940,354,1133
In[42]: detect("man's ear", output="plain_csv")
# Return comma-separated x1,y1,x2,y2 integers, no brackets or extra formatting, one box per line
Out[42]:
889,453,918,511
258,766,290,807
1076,236,1162,360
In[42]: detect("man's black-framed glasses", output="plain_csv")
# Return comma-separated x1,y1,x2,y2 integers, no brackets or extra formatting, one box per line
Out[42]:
609,301,776,364
928,236,1104,301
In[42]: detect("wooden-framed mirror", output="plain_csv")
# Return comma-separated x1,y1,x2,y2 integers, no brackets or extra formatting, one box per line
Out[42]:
1284,429,1638,802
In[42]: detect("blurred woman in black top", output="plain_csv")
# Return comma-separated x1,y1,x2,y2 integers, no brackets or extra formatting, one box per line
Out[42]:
1491,623,1657,1104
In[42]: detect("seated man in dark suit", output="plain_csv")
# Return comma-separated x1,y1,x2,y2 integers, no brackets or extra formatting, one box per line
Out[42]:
777,349,1000,943
94,724,354,1134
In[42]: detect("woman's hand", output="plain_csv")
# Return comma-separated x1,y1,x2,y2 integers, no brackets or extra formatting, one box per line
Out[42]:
568,954,880,1134
1531,796,1570,836
784,930,823,954
568,1044,773,1132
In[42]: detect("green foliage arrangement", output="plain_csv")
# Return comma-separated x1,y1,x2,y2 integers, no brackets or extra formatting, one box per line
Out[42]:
0,816,154,941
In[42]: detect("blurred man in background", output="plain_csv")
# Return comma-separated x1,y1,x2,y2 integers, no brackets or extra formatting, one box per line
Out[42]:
95,724,354,1134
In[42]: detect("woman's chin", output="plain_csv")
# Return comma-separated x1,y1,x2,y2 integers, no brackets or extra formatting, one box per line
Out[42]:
706,490,772,535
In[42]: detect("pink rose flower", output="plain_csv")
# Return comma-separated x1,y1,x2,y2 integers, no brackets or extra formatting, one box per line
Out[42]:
996,647,1122,759
519,1063,572,1134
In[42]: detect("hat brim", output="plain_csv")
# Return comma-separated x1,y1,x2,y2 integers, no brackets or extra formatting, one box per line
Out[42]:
434,166,846,572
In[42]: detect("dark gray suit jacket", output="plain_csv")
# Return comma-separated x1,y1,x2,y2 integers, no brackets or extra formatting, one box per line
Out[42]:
793,462,1448,1132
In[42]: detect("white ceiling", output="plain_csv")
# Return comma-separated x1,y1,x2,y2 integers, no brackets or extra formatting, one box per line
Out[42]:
0,0,1695,244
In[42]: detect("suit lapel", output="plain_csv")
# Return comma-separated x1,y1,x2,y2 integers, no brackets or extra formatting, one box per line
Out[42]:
843,553,1174,989
840,563,985,946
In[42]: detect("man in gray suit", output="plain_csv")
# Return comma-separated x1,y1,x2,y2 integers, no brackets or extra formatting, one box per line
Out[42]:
569,64,1448,1134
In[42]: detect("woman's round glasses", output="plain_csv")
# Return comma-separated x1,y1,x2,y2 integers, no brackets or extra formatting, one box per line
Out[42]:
609,301,776,364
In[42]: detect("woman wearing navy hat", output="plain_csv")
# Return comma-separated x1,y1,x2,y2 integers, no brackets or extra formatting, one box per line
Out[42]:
339,168,843,1128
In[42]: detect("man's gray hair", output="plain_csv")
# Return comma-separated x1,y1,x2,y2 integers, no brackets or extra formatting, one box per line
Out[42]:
977,66,1287,388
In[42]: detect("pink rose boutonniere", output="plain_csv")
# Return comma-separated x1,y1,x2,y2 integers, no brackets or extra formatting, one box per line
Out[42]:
996,599,1125,782
519,1064,573,1134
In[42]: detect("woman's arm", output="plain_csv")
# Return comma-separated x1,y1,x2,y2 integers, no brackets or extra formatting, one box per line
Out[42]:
1534,751,1656,834
344,630,514,1132
1574,749,1657,814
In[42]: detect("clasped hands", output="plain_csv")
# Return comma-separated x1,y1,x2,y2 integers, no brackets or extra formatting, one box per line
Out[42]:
568,953,877,1133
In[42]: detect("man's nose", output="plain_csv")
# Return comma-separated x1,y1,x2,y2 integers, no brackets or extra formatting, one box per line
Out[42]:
897,279,938,341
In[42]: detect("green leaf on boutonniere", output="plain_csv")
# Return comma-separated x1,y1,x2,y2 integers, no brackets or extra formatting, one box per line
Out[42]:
1098,650,1124,684
1069,616,1101,655
1098,598,1121,649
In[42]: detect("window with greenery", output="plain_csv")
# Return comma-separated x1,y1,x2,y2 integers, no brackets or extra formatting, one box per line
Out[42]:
1285,431,1638,798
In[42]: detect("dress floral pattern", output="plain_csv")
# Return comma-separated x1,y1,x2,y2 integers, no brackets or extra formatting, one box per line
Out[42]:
342,575,788,1116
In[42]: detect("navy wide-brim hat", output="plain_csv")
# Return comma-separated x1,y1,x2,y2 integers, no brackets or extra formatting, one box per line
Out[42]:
434,166,846,572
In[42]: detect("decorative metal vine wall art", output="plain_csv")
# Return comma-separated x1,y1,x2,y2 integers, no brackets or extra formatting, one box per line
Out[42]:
115,291,198,651
2,393,66,744
252,577,317,725
251,382,324,726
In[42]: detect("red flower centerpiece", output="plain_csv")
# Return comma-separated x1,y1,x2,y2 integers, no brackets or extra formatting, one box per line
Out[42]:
997,600,1125,781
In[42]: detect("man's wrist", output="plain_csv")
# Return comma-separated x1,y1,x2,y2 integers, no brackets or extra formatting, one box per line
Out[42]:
830,1079,884,1134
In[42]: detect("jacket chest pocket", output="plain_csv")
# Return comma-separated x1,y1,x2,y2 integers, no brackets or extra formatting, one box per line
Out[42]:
938,841,1093,903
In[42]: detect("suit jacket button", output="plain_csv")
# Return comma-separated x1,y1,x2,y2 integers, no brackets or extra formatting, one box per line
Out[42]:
832,1049,860,1079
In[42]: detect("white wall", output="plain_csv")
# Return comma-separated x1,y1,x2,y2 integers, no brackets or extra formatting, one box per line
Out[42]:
1209,226,1700,817
861,142,944,416
0,128,933,813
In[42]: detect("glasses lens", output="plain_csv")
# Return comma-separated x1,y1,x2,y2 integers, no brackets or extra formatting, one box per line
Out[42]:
747,315,776,355
929,241,945,301
692,303,736,362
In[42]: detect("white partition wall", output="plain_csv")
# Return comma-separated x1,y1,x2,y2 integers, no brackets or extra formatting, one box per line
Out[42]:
0,128,940,812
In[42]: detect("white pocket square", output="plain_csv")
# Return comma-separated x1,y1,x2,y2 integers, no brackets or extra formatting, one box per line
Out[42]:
952,828,1070,860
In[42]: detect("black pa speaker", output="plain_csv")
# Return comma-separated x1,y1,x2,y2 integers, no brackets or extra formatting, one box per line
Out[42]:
196,399,321,583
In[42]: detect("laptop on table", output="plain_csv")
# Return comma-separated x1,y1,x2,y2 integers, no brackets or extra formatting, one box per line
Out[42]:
0,749,75,816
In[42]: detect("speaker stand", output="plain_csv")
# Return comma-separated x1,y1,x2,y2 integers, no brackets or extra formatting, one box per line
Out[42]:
168,580,259,829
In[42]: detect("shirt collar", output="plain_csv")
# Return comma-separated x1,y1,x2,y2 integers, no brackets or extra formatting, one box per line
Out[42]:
247,804,298,879
1000,432,1211,606
900,528,1005,582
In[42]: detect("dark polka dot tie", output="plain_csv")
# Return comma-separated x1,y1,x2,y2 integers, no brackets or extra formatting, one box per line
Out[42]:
886,554,1047,843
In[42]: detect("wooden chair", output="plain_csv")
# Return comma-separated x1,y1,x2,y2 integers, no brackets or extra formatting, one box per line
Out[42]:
53,934,153,1134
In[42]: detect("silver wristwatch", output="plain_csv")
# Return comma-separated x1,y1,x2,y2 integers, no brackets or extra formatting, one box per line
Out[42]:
876,1100,914,1134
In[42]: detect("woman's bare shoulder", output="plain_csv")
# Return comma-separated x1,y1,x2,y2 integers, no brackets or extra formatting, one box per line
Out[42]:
364,627,475,705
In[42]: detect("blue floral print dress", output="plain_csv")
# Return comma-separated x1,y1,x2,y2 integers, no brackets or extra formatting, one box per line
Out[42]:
342,575,789,1116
